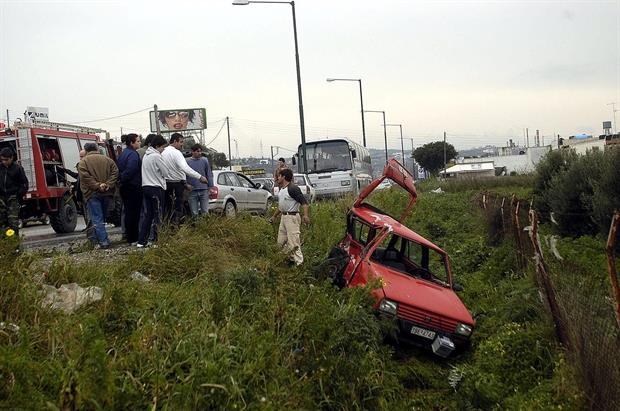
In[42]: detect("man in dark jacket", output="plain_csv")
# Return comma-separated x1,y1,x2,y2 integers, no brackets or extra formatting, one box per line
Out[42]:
116,133,142,244
0,147,29,235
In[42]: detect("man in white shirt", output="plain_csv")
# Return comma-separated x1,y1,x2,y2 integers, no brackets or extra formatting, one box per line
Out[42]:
162,133,209,225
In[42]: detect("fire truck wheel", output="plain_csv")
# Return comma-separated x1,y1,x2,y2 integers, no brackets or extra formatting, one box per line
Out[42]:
50,196,78,233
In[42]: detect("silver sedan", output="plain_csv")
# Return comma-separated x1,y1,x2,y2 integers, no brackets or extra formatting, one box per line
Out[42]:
209,171,272,217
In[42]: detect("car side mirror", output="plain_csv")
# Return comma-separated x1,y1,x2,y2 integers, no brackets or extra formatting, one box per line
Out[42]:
351,149,357,159
256,183,264,190
292,156,297,166
453,283,464,292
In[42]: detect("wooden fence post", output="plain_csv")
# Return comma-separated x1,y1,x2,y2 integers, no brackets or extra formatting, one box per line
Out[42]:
605,211,620,329
528,209,569,347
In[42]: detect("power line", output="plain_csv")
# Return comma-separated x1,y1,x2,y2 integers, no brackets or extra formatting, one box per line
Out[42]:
204,120,226,146
69,106,152,124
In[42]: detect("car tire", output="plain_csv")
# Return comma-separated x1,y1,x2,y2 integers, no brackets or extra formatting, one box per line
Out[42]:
224,200,237,218
316,255,348,288
50,195,78,233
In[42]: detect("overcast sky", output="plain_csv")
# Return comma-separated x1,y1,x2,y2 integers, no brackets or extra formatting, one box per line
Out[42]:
1,0,618,157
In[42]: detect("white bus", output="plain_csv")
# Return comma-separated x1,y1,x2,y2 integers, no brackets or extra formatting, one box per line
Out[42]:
294,139,372,199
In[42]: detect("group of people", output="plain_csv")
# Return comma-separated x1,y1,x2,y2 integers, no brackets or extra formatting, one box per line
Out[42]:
1,143,311,267
80,132,213,249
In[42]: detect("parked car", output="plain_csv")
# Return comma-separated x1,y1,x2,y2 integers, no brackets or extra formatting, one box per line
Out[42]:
319,159,474,358
293,173,316,203
272,174,315,203
209,170,272,217
251,177,275,195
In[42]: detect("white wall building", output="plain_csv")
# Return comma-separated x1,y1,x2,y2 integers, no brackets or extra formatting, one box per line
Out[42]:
458,146,551,174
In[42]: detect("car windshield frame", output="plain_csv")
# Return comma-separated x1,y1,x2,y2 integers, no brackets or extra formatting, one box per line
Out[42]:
368,232,451,287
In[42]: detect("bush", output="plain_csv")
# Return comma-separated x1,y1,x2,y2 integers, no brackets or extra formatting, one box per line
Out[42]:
533,148,620,236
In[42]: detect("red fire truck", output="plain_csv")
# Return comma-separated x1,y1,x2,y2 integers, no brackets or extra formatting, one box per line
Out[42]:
0,120,118,233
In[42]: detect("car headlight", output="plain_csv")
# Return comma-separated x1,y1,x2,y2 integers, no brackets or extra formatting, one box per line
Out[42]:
378,299,398,316
455,323,473,337
341,180,351,186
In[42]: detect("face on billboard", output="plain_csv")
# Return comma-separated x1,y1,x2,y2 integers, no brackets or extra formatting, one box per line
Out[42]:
150,108,206,132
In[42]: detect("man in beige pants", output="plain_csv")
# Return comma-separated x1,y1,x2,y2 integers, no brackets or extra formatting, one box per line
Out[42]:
270,168,310,266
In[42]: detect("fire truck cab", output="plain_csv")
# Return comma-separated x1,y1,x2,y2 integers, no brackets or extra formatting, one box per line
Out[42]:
0,120,115,233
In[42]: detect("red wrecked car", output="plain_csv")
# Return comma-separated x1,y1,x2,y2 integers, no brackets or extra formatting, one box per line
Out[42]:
322,159,474,357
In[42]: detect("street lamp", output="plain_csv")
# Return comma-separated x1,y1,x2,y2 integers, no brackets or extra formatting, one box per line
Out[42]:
233,0,308,173
386,123,404,166
326,78,366,147
364,110,388,164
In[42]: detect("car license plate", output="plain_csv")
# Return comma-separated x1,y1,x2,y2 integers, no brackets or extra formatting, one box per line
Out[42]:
410,325,435,340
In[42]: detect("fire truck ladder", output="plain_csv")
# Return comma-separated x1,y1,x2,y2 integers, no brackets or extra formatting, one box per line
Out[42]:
14,119,108,136
15,128,37,192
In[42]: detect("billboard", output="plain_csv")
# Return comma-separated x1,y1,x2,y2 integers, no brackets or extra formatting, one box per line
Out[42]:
149,108,207,132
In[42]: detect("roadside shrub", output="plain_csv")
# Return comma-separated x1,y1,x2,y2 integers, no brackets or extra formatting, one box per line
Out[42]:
592,147,620,235
532,149,578,217
545,151,603,236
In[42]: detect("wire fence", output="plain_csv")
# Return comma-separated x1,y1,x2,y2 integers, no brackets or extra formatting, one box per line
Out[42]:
478,193,620,411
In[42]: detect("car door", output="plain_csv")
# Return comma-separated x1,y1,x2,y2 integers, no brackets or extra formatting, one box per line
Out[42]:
237,173,266,211
224,172,248,210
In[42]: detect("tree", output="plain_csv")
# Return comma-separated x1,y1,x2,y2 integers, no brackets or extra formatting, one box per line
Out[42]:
413,141,457,175
204,147,230,169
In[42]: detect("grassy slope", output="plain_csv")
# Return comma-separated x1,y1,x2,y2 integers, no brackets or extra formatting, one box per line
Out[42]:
0,178,584,410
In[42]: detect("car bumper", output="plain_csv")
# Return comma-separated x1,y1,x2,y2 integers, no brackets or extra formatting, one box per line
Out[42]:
378,314,471,353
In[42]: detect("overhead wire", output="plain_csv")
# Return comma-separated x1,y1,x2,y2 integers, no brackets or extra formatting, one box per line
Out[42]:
69,106,152,124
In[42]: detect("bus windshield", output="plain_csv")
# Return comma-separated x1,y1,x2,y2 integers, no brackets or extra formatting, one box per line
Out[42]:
301,141,352,174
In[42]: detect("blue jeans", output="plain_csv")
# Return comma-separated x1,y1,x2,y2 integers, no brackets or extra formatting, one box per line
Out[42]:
87,194,111,246
188,189,209,216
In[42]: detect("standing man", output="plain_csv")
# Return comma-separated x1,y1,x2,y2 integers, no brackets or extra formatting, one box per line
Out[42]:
117,133,142,244
78,143,118,249
0,148,28,235
186,144,213,217
270,168,310,266
162,133,209,225
273,157,289,186
138,135,169,248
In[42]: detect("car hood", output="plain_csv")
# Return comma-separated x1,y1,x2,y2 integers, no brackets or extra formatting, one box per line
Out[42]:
372,262,474,325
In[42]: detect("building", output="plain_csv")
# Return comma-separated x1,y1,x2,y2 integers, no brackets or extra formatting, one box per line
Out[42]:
441,162,495,179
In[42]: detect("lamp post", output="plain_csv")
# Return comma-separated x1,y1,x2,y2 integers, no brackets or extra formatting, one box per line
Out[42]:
364,110,388,164
386,123,404,166
233,0,307,173
326,78,366,147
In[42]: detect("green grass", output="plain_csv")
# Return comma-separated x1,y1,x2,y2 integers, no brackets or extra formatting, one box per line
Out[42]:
0,178,586,410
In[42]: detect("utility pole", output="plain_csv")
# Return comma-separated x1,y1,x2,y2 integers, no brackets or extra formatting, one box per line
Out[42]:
270,146,275,175
607,102,618,134
443,131,447,177
410,138,416,178
5,109,9,126
154,104,160,135
226,116,232,170
526,128,529,148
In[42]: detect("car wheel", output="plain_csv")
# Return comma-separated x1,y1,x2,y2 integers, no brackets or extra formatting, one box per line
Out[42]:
315,256,348,288
224,200,237,218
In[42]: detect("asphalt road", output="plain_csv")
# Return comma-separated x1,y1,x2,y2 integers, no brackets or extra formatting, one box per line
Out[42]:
21,217,122,249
